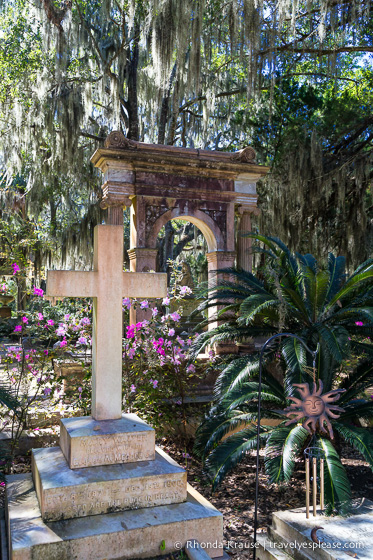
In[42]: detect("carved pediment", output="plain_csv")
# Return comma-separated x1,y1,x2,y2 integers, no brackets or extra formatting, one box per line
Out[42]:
104,131,137,150
231,146,256,164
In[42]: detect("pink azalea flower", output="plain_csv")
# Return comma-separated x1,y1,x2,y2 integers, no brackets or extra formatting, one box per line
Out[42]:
14,325,22,333
187,364,196,373
38,313,44,321
78,387,82,393
186,338,193,346
80,317,90,326
60,339,67,348
12,263,20,275
140,300,149,309
56,326,66,337
47,320,54,326
44,387,52,396
123,298,131,309
152,307,158,317
64,314,70,321
168,328,175,337
130,384,136,393
22,316,28,324
171,312,181,322
180,286,192,296
355,321,364,326
151,379,158,388
162,296,170,306
44,350,48,356
177,336,185,346
77,336,88,346
33,286,44,297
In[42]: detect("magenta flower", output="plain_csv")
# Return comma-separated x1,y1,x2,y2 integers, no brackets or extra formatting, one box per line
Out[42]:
60,339,67,348
33,286,44,297
130,384,136,393
152,307,158,317
44,350,48,356
38,313,44,321
44,388,52,396
21,316,28,324
150,379,158,388
187,364,196,373
140,300,149,309
12,263,20,275
56,326,66,337
162,296,170,306
80,317,90,326
47,320,54,326
14,325,22,333
78,387,82,393
171,312,181,322
168,328,175,337
355,321,364,326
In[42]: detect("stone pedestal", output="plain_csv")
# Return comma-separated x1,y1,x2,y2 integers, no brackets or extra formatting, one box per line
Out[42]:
6,413,224,559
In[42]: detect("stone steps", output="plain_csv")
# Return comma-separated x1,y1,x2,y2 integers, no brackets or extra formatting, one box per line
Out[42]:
6,412,225,559
6,474,223,560
256,535,294,560
32,446,187,521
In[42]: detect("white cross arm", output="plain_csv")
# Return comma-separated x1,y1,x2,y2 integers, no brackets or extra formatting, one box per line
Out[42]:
47,270,98,298
123,272,167,299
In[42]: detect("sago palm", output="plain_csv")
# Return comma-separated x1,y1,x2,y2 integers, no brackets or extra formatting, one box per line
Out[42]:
193,235,373,513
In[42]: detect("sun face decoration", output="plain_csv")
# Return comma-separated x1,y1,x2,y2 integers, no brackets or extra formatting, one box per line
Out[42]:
284,380,345,439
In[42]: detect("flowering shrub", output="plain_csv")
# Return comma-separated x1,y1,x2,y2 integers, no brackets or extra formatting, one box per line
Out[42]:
2,265,216,446
122,284,216,437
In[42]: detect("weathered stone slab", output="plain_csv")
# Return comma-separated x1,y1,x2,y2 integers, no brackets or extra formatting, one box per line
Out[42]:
271,501,373,560
32,445,187,521
60,413,155,469
6,474,224,560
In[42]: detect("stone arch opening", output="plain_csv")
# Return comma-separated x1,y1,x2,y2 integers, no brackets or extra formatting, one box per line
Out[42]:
149,209,223,254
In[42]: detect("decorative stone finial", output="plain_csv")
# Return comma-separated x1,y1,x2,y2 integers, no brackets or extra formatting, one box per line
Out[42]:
231,146,256,163
104,131,137,150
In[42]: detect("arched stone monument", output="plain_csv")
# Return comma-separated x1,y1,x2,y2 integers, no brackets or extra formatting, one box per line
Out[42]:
91,132,268,279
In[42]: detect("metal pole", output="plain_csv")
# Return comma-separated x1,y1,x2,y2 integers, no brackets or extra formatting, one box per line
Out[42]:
306,457,310,518
252,334,318,560
313,457,317,516
320,458,324,511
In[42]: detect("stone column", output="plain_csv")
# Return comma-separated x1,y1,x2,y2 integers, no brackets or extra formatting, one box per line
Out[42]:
128,248,159,324
206,251,237,354
237,206,253,272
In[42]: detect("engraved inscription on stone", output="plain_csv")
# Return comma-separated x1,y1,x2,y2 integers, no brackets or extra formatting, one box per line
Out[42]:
71,432,154,468
42,475,186,521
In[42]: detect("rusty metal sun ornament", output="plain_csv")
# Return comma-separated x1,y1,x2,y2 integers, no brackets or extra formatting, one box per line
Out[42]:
284,380,345,439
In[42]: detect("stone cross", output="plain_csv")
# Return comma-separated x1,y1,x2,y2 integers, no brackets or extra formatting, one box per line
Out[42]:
47,225,167,421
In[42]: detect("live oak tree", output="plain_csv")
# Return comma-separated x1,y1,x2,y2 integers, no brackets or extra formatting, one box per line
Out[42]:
0,0,372,268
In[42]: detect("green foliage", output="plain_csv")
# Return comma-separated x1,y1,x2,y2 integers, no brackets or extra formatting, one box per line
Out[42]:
194,235,373,513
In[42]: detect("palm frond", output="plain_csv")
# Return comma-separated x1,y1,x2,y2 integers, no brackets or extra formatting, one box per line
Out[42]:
265,425,309,483
325,253,346,303
0,383,19,411
318,437,351,515
193,410,254,459
205,425,272,491
339,361,373,404
282,337,311,395
339,400,373,421
334,422,373,469
327,268,373,311
314,324,349,364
